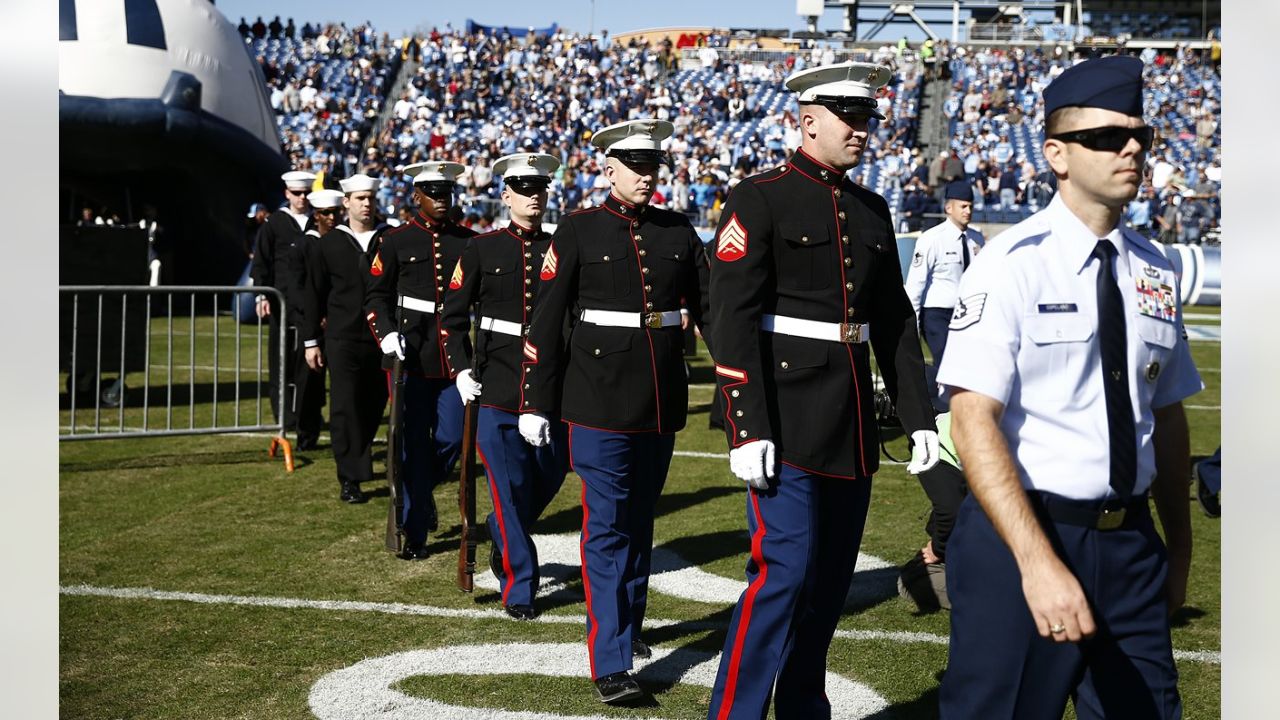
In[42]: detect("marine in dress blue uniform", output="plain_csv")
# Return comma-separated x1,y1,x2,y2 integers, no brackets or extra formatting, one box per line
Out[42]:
903,181,985,370
365,161,476,559
518,119,710,704
936,55,1202,719
301,180,389,504
705,62,941,720
251,169,325,449
440,153,570,621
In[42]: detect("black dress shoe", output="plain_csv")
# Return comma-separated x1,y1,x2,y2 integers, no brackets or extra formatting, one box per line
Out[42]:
504,604,535,621
339,482,367,504
295,433,319,451
631,638,652,659
593,671,643,704
399,543,429,561
489,542,505,579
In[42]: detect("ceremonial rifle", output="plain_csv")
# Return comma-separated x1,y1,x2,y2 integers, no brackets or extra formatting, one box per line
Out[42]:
457,355,480,592
385,356,406,553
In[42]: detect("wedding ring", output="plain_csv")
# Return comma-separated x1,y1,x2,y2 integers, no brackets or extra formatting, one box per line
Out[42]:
1050,623,1066,634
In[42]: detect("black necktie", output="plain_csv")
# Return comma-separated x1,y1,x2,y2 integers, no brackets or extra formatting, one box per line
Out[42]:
1093,240,1137,501
960,233,970,270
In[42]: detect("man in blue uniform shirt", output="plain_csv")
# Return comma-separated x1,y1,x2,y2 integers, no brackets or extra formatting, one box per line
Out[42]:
904,180,985,368
440,153,570,621
937,55,1202,719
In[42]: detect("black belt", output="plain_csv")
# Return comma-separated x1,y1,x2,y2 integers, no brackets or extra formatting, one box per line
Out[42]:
1027,490,1149,531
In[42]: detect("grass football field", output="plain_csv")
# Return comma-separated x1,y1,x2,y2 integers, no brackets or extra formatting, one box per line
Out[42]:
59,311,1221,719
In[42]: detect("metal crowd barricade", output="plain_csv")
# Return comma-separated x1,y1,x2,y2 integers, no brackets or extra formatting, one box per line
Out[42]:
58,285,295,471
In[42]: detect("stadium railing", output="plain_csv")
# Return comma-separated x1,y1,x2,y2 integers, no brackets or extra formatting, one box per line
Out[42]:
59,286,295,471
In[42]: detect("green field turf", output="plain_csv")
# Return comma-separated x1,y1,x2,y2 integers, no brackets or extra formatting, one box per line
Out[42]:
59,312,1221,719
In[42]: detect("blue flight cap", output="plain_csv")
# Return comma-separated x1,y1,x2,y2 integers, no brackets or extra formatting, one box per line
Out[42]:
944,181,973,202
1043,55,1144,119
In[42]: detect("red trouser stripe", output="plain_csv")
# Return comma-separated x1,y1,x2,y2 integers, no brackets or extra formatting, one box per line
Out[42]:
477,445,516,607
717,490,770,720
577,444,600,678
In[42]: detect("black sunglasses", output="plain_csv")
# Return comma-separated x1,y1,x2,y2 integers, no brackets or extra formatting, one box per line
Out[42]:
314,208,340,216
1049,125,1154,153
286,189,308,196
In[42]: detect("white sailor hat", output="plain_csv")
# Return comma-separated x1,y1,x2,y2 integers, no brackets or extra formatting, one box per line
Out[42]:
338,173,380,194
590,119,674,164
306,189,344,208
402,161,465,185
784,61,891,119
493,153,560,189
281,170,316,189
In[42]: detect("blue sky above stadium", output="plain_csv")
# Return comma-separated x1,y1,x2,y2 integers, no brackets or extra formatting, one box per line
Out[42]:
213,0,995,40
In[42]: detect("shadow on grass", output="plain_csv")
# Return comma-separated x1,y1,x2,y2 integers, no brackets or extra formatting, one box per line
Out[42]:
61,448,287,473
870,671,944,720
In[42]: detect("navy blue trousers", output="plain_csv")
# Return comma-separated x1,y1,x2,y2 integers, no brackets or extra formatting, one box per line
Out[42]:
569,425,674,680
920,306,953,365
399,375,463,545
707,465,873,720
940,493,1182,719
478,407,569,608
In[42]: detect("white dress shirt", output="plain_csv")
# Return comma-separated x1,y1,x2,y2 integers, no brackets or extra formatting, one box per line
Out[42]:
904,218,985,314
936,195,1202,500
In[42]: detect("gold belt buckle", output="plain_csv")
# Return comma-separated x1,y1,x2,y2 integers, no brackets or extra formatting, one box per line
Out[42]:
839,322,864,343
644,312,663,329
1096,507,1126,530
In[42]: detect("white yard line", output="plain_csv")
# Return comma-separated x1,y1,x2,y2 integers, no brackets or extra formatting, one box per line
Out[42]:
59,583,1219,664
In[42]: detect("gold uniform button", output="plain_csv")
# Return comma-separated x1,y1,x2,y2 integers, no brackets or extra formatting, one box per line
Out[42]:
842,236,850,244
735,410,743,417
645,302,654,310
780,361,790,369
436,263,442,269
524,252,532,258
603,255,611,261
524,278,532,285
739,430,748,438
525,265,532,271
593,348,601,356
523,384,530,389
838,211,846,220
638,249,647,257
525,292,533,298
525,305,532,312
845,282,854,291
644,285,652,292
834,189,842,198
847,307,856,317
634,234,643,241
642,267,650,275
844,257,852,267
731,389,740,398
800,236,809,243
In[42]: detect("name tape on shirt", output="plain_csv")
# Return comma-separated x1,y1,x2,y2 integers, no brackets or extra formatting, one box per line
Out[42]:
1136,275,1178,322
448,260,464,290
1037,303,1078,313
716,213,748,262
949,293,988,330
540,244,559,281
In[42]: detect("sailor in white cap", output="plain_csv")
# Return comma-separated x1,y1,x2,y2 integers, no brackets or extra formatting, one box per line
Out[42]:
518,120,710,704
365,161,477,559
440,153,569,621
301,175,389,505
250,168,325,450
705,62,940,719
304,189,344,239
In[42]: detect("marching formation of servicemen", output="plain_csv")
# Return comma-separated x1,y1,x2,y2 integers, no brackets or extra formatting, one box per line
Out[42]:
252,56,1202,718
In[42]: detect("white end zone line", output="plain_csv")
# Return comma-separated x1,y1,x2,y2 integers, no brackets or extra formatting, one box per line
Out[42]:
59,583,1219,664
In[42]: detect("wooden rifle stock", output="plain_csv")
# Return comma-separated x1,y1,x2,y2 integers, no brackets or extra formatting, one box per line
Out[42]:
457,396,479,591
384,357,406,554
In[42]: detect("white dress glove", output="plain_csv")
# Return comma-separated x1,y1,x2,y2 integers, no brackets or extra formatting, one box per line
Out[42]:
518,413,551,447
380,331,406,360
456,369,483,405
906,429,941,474
729,439,776,490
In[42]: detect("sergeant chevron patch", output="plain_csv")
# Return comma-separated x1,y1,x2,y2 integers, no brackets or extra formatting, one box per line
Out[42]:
523,340,538,362
448,260,464,290
716,213,748,262
949,293,988,330
540,244,559,281
370,251,383,276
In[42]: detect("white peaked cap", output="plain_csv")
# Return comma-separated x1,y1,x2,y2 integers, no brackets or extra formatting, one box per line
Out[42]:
402,161,466,184
493,153,561,181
